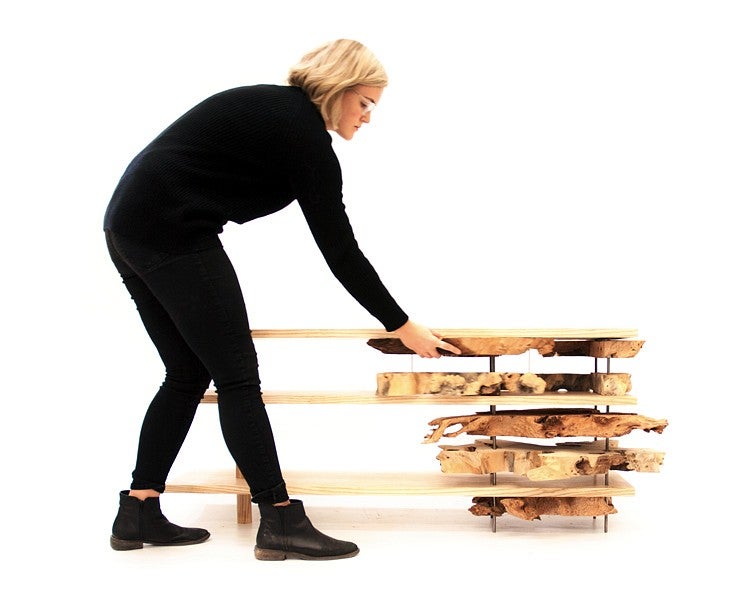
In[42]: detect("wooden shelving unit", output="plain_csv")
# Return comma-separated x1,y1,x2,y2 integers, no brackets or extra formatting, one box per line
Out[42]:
165,328,663,530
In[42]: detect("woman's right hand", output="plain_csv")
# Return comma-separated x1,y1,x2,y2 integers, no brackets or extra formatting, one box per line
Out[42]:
393,320,461,358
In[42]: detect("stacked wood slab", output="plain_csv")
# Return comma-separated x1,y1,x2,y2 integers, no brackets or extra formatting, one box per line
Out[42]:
372,332,667,525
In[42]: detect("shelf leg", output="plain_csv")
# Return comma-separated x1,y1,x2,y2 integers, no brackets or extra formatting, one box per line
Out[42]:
592,356,614,532
237,494,253,524
489,403,497,533
603,402,611,533
604,358,611,533
235,464,253,524
489,355,497,533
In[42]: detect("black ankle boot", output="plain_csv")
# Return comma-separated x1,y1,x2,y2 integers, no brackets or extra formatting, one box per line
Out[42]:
254,499,359,560
110,491,210,551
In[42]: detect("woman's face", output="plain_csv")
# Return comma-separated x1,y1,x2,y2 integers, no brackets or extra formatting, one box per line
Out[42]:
333,85,383,140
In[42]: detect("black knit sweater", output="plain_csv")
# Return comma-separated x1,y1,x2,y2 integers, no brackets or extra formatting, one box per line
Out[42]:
104,84,408,331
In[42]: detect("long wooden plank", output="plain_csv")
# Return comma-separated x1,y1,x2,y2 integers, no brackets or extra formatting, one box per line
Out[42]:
250,328,638,340
165,470,634,498
200,390,637,406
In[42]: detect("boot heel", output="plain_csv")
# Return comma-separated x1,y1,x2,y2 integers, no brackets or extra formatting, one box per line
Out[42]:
110,535,144,551
254,546,287,561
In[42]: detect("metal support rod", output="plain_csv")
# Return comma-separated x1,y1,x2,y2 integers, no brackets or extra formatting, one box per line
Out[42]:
604,401,611,533
605,404,610,451
490,404,497,532
592,356,600,527
489,355,497,533
593,473,598,523
604,352,611,532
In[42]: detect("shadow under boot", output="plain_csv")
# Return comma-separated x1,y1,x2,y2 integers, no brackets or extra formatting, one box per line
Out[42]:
110,491,210,550
254,499,359,561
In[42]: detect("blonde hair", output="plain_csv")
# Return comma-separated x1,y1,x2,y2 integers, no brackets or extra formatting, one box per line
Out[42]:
288,39,388,129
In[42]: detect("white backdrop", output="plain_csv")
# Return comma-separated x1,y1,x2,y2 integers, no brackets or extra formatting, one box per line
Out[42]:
2,0,748,595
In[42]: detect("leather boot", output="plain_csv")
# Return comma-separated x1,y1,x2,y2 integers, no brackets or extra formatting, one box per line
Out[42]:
110,491,210,550
254,499,359,560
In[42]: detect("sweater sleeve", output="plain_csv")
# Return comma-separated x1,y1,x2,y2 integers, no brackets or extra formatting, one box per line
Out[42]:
285,121,408,331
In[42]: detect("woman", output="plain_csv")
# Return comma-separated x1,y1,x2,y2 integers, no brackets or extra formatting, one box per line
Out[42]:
104,39,460,561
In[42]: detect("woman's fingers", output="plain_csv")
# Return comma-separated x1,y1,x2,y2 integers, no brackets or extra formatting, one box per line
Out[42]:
437,339,461,355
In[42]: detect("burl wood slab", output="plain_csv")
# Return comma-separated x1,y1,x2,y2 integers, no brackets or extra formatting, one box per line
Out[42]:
367,337,644,358
437,439,665,480
424,408,668,443
548,340,645,358
470,496,617,520
377,372,631,396
369,337,555,357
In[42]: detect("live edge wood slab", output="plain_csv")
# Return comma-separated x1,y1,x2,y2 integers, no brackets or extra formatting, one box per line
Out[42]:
376,372,632,396
437,439,665,480
470,497,618,520
424,409,668,443
366,334,643,358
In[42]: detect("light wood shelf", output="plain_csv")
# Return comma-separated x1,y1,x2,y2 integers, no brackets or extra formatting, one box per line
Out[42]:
166,470,634,498
251,328,639,339
201,390,637,406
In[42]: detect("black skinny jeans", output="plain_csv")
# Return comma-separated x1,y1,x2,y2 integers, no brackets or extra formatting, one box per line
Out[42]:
105,230,289,504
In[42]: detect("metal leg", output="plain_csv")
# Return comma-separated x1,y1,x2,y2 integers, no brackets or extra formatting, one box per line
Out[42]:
593,355,613,531
594,357,606,521
603,356,611,532
489,355,497,532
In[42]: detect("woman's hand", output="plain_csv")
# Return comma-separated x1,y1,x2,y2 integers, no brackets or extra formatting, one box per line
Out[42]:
393,320,461,358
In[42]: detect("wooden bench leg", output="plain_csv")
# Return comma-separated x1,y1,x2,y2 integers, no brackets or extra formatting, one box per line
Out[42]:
234,465,252,524
237,494,252,524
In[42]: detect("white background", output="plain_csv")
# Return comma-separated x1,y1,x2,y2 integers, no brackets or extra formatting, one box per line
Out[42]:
2,0,748,596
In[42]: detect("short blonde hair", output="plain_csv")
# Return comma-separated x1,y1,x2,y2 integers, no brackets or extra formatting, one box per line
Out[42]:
288,39,388,129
